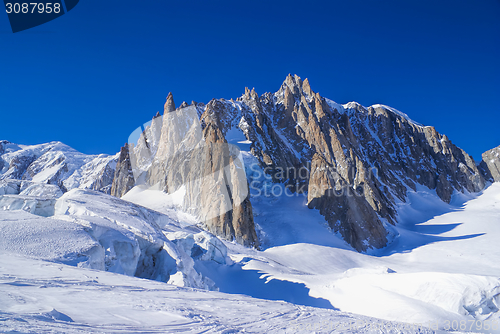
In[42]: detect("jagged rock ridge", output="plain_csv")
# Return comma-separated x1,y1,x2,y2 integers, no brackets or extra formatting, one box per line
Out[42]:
127,94,259,247
118,75,493,251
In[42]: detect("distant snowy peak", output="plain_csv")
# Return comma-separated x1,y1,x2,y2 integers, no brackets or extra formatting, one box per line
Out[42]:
0,141,118,196
0,140,22,155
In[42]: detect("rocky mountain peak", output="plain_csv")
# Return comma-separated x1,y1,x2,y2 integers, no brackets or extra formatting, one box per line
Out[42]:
108,75,497,252
284,73,303,93
111,143,135,198
243,87,259,100
277,74,304,98
164,92,176,113
274,75,318,110
302,77,314,97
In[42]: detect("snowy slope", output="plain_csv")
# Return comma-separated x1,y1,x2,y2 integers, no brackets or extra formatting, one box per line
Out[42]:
222,183,500,332
0,188,441,333
3,182,499,332
0,253,438,334
0,188,229,290
0,210,101,265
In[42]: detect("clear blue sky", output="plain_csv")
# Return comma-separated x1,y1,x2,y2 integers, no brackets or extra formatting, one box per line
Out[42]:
1,0,499,160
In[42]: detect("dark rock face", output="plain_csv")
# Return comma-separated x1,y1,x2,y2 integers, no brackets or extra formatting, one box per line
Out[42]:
0,141,6,155
0,142,4,171
196,116,259,247
111,144,135,198
118,75,489,252
307,153,389,251
6,155,38,180
480,145,500,182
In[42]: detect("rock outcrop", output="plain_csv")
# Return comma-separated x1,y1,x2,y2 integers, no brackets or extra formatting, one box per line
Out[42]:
0,140,6,155
127,100,259,248
111,143,135,198
164,92,175,113
480,145,500,182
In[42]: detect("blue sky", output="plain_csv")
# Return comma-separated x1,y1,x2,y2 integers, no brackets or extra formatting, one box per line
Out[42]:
0,0,499,160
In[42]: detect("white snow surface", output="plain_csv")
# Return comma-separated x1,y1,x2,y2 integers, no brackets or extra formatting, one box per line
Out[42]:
0,210,100,265
230,181,500,332
122,184,198,228
0,254,437,334
371,104,424,126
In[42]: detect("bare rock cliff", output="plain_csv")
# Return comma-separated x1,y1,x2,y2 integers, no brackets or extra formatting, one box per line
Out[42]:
480,145,500,182
111,143,135,198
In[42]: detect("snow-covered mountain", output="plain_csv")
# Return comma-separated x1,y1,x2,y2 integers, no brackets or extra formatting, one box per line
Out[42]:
114,74,492,252
2,76,498,253
0,141,117,196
